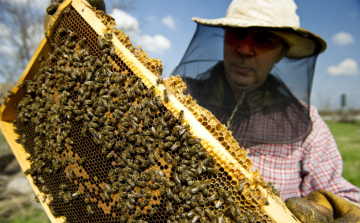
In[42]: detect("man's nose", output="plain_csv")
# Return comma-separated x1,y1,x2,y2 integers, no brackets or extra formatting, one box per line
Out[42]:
235,35,255,58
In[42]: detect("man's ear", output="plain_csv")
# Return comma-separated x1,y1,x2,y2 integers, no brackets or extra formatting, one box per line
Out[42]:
275,45,289,63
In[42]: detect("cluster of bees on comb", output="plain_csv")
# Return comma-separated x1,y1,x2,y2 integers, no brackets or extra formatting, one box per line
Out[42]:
6,4,278,223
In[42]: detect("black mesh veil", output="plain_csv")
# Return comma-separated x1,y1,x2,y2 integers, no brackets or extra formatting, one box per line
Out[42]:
172,24,318,148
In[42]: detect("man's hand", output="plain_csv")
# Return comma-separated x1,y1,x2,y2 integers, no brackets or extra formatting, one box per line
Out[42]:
46,0,106,15
285,190,360,223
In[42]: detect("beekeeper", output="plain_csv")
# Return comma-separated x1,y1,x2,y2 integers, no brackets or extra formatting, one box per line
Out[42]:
173,0,360,221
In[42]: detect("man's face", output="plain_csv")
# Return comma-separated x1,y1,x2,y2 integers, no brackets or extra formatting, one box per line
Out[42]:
223,28,287,94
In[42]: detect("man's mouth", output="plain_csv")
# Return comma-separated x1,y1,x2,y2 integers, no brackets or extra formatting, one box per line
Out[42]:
232,64,253,74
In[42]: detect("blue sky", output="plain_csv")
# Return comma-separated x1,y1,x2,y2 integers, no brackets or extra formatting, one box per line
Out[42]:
109,0,360,110
1,0,358,110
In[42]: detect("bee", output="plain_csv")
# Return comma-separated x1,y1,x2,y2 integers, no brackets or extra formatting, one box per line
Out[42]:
98,36,106,49
72,190,81,199
143,116,149,127
77,157,87,166
164,152,173,164
83,194,91,204
34,194,40,203
196,193,205,206
104,183,112,193
156,78,163,85
86,205,94,215
157,66,163,76
73,62,82,67
68,168,75,179
139,198,150,208
78,37,87,47
133,210,142,219
110,46,116,56
50,206,58,216
124,201,134,210
272,188,281,197
58,27,67,34
178,110,184,123
146,86,155,97
237,178,247,193
165,135,177,142
41,185,50,194
37,176,46,184
104,32,112,40
215,197,224,209
104,190,111,200
65,138,74,145
163,89,169,103
165,201,174,214
159,129,170,139
207,193,218,203
48,193,54,202
149,183,160,190
148,207,158,217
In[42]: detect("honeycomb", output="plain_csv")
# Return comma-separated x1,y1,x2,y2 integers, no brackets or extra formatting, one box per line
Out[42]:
2,1,299,223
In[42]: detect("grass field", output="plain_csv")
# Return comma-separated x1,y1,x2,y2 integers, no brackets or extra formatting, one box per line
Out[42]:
326,121,360,188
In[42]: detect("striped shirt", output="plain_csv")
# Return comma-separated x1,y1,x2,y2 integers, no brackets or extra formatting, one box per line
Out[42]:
245,105,360,202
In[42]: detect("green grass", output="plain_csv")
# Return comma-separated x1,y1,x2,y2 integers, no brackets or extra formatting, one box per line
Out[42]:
326,121,360,188
0,203,50,223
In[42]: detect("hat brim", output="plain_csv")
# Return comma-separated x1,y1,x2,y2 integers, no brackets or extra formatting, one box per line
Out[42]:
192,17,326,58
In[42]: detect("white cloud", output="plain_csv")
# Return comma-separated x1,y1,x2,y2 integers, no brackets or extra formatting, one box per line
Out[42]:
131,34,171,54
110,9,171,54
3,0,48,11
0,45,15,56
0,25,12,38
332,32,354,46
162,16,175,29
327,58,359,75
110,8,140,33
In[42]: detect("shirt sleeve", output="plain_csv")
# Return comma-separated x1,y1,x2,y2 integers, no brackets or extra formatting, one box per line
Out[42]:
300,106,360,202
